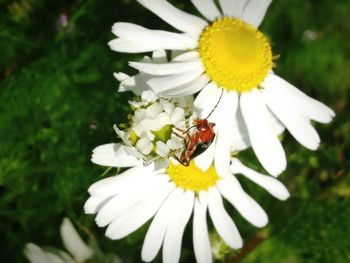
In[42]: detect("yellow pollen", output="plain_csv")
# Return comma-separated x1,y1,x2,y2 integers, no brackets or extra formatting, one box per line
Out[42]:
198,17,273,93
167,161,220,192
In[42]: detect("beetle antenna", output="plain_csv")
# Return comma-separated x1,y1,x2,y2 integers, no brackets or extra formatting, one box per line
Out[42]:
205,88,224,119
185,125,197,133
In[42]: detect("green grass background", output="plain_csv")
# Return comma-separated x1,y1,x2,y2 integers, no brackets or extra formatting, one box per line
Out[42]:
0,0,349,262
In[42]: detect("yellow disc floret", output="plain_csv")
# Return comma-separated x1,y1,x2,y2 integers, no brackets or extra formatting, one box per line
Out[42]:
198,17,273,93
167,161,220,192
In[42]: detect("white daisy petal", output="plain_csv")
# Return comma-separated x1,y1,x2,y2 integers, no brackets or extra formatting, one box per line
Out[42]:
172,51,199,62
95,183,156,227
191,0,221,21
113,72,129,82
230,107,251,151
152,50,168,64
84,196,109,214
110,23,197,52
193,193,212,263
162,190,195,263
194,138,216,172
91,143,141,167
230,107,285,150
194,82,222,118
207,187,243,249
264,86,321,150
263,74,335,123
214,91,238,177
142,187,180,262
242,0,272,28
60,218,93,262
129,60,203,76
108,38,158,53
219,0,247,18
88,165,153,197
118,72,151,95
240,89,286,176
217,175,268,228
160,74,209,97
24,243,70,263
231,158,290,200
148,69,204,92
137,0,208,36
106,182,174,240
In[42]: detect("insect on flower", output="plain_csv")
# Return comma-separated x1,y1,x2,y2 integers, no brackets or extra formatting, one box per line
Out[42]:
174,89,224,166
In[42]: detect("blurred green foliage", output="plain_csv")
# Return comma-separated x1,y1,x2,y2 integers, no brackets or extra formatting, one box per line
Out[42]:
0,0,349,262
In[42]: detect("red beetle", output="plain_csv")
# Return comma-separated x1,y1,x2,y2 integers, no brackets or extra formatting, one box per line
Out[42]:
174,89,223,166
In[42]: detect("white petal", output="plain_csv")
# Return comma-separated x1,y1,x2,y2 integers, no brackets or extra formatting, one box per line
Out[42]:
219,0,247,18
214,91,238,177
167,139,182,151
148,69,204,92
88,165,153,197
142,187,180,262
95,184,155,227
242,0,272,28
159,74,209,97
217,175,268,228
171,107,185,124
146,103,163,118
163,190,195,263
129,60,203,76
118,72,151,95
230,107,251,151
24,244,70,263
91,143,141,167
240,89,286,176
193,194,212,263
231,158,290,200
141,89,158,103
137,0,208,36
60,218,93,262
172,51,199,62
136,137,153,155
268,108,286,136
109,38,158,53
84,196,109,214
194,82,222,118
191,0,221,21
109,23,197,52
194,139,216,172
24,243,52,263
207,188,243,249
152,50,168,63
106,182,174,240
262,74,335,123
264,86,321,150
156,141,170,157
230,105,285,152
113,72,129,82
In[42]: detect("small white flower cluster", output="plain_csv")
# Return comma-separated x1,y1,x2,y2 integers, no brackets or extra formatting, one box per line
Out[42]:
115,89,195,165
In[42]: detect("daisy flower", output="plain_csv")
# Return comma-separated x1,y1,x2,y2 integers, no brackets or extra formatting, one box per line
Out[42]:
109,0,335,176
85,143,290,263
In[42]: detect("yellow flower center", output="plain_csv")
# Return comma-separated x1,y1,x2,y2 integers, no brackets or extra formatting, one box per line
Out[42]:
167,161,220,192
198,17,273,93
